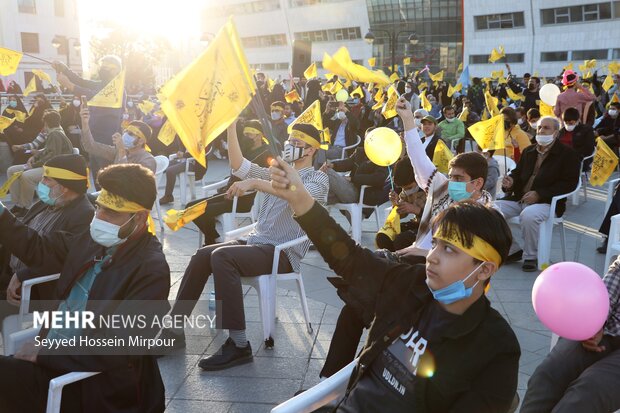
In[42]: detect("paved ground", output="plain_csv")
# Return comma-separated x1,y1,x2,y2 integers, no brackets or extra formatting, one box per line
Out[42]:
1,158,613,412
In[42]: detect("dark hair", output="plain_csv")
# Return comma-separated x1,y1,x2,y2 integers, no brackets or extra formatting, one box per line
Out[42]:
610,102,620,110
97,164,157,209
43,110,61,128
127,120,152,141
393,157,414,187
515,107,526,116
244,119,264,134
527,108,541,120
500,107,517,125
432,200,512,266
442,105,455,114
449,152,488,185
563,107,580,122
531,77,540,85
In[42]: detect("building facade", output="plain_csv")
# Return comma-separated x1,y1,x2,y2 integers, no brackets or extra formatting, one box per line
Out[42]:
201,0,373,79
0,0,82,90
464,0,620,78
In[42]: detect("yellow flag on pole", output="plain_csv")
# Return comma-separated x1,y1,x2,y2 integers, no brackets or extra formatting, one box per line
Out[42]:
373,87,384,102
368,57,376,67
377,206,401,241
507,88,525,101
88,69,125,109
158,120,177,146
389,72,400,83
285,89,301,103
351,85,363,98
590,138,619,186
0,116,15,132
0,47,23,76
484,91,500,116
371,97,384,111
420,90,432,112
539,100,555,117
138,99,155,115
609,61,620,75
164,200,208,231
382,85,399,119
288,99,322,133
603,73,615,92
491,70,504,79
32,69,52,84
468,115,505,150
0,171,23,198
158,18,255,168
403,57,411,65
428,70,444,82
447,83,462,98
323,48,390,86
457,62,463,72
23,76,37,96
458,107,469,121
432,139,454,174
488,46,505,63
303,62,317,80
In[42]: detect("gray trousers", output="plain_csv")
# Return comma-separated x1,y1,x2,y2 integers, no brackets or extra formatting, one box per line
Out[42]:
495,200,550,260
326,168,358,204
521,337,620,413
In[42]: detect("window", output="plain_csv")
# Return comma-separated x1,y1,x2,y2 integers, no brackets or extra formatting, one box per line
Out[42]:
54,35,68,55
613,49,620,59
207,0,280,16
241,34,287,48
475,12,525,30
541,2,614,24
469,53,524,64
54,0,64,16
541,51,568,62
20,32,39,53
18,0,36,13
289,0,350,6
572,49,609,60
294,27,361,42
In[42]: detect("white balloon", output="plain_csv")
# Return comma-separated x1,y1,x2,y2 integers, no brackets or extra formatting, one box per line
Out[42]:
539,83,561,106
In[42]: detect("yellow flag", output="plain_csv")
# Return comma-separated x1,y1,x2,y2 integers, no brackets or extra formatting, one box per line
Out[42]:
288,99,322,133
371,97,384,111
325,73,337,80
418,82,428,91
390,72,400,83
420,90,432,112
304,62,317,80
32,69,52,84
285,89,301,103
539,101,555,117
88,69,125,109
382,85,399,119
488,46,505,63
377,206,401,241
373,87,384,102
491,70,504,79
158,120,177,146
159,18,255,168
23,76,37,96
458,107,469,121
329,80,343,94
267,77,275,92
590,137,619,186
323,48,390,86
391,65,399,72
0,47,23,76
138,99,156,115
342,78,352,89
481,108,490,120
447,83,462,98
403,57,411,65
0,116,15,132
0,171,23,198
468,115,505,150
432,139,454,174
457,63,463,72
484,91,499,116
164,200,208,231
368,57,376,67
498,76,507,85
603,73,615,92
428,70,444,82
609,61,620,75
563,62,573,72
507,88,525,101
351,85,363,98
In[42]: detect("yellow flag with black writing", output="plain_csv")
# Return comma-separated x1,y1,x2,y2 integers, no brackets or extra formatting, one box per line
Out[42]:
420,90,432,112
432,139,454,174
23,77,37,96
285,89,301,103
377,206,401,241
288,99,322,133
590,138,619,186
0,116,15,132
5,109,26,123
88,69,125,109
374,87,383,102
164,200,208,231
484,91,500,116
0,47,22,76
303,62,317,80
158,18,255,168
0,171,23,198
368,57,376,67
468,115,505,150
158,120,177,146
539,101,555,118
382,85,399,119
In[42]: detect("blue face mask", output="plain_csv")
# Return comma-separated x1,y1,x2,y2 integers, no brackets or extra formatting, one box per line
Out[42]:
122,132,136,149
427,262,484,305
9,101,17,108
352,98,360,105
448,180,473,202
36,182,61,206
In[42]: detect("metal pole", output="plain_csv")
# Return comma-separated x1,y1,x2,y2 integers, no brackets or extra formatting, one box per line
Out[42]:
391,32,396,75
66,39,71,69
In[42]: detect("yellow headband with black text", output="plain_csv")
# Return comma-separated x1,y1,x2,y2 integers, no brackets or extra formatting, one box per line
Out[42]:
96,189,156,235
43,166,90,188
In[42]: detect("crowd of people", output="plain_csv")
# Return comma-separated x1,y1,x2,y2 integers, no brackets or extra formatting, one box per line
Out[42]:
0,52,619,412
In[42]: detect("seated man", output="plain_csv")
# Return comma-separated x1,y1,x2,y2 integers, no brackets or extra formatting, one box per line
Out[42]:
161,121,328,371
269,158,520,412
159,143,208,206
6,110,74,216
0,154,94,321
0,164,169,412
521,257,620,413
324,100,361,160
496,116,580,272
558,107,595,168
596,102,620,150
438,105,465,150
80,105,156,174
270,101,289,145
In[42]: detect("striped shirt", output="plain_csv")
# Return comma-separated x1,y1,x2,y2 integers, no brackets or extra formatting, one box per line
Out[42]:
603,257,620,336
24,132,47,151
233,158,329,272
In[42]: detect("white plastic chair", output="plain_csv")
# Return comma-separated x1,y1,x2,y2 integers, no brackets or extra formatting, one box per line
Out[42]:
9,327,99,413
604,177,620,214
571,150,596,206
330,185,387,243
2,273,60,356
224,223,313,348
604,214,620,272
271,359,357,413
152,155,170,233
169,147,212,205
336,135,362,161
493,155,517,200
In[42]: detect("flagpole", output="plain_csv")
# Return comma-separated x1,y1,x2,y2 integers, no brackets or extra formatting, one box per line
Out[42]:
22,53,53,65
249,93,280,157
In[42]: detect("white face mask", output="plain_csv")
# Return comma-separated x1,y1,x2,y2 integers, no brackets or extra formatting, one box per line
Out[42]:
535,134,555,147
445,117,455,123
415,118,422,127
517,118,524,125
72,99,80,107
282,142,306,163
405,87,412,94
565,123,578,132
127,101,134,108
529,121,538,129
336,111,347,121
271,111,282,121
609,109,618,117
89,215,134,247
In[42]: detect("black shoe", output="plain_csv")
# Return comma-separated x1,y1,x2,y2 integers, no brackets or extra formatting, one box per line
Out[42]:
506,250,523,263
159,195,174,205
159,328,186,351
597,239,608,254
199,337,253,371
522,259,538,272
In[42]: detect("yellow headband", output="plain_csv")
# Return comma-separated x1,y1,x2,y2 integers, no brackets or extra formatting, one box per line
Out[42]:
243,127,263,136
125,125,147,142
433,230,502,267
289,129,320,149
43,166,90,188
96,189,156,235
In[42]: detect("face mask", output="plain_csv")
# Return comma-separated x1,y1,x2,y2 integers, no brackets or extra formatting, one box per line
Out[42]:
427,262,484,305
517,118,524,125
405,87,412,94
89,215,134,248
609,109,618,117
36,182,62,206
445,117,455,123
127,101,134,108
415,118,422,127
529,121,538,129
122,113,129,120
72,99,80,107
122,132,137,149
9,101,17,108
336,111,347,121
535,134,555,146
352,98,360,105
282,142,306,163
565,123,577,132
448,180,473,202
271,111,282,121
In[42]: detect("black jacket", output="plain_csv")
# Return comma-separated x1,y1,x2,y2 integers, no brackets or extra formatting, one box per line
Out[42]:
502,140,580,216
324,110,360,153
332,147,388,206
0,211,169,413
596,114,620,138
296,202,520,413
558,123,595,169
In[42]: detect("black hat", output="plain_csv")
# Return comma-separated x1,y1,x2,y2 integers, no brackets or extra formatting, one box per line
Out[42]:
126,120,152,141
291,123,321,146
243,119,264,135
44,154,88,194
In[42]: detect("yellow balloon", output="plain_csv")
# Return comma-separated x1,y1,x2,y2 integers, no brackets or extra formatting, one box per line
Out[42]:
364,127,402,166
336,89,349,102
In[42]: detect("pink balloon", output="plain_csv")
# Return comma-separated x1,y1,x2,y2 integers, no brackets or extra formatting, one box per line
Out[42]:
532,262,610,341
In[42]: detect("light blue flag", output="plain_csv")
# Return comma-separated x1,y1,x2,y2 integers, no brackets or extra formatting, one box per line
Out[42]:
458,65,470,88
